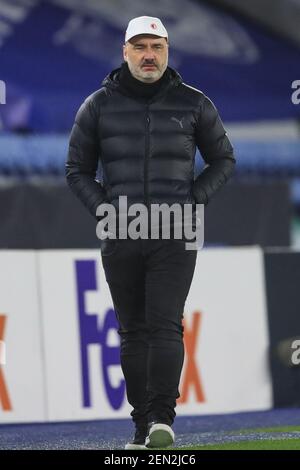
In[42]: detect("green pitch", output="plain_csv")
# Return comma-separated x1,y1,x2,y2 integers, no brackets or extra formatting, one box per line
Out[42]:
165,426,300,450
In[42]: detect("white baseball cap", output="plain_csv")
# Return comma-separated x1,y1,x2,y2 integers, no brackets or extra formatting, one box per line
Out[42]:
125,16,168,43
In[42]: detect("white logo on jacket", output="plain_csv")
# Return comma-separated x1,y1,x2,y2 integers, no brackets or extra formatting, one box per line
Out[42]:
171,116,184,128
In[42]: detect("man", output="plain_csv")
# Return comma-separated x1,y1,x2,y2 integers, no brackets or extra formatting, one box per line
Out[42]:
66,16,235,449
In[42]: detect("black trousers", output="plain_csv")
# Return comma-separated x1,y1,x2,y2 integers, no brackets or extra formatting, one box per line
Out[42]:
101,238,197,426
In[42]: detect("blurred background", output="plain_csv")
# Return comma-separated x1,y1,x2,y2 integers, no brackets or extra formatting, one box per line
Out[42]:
1,0,300,444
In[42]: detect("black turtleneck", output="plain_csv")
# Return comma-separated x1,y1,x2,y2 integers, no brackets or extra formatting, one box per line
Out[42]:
118,62,170,101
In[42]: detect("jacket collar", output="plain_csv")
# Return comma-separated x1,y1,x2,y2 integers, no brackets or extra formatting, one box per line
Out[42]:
102,63,182,103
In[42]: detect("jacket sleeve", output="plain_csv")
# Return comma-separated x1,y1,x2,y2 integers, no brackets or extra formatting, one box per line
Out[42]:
193,95,236,205
65,97,107,219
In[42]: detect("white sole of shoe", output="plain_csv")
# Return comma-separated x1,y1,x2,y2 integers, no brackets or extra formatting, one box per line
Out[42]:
125,442,147,450
145,423,175,448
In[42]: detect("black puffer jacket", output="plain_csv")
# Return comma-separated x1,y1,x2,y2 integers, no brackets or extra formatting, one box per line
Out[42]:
66,66,235,221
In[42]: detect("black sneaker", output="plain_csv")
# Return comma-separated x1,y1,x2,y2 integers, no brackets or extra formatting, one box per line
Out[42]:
125,425,148,450
145,422,175,448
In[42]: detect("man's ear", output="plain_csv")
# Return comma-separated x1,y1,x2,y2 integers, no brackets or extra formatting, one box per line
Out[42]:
123,44,128,62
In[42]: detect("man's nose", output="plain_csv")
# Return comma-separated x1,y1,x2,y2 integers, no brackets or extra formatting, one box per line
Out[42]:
143,48,156,60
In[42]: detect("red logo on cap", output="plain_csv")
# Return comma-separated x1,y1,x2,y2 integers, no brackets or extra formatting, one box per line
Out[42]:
150,23,157,30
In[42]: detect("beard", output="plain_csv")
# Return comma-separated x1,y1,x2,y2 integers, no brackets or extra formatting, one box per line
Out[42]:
127,60,168,83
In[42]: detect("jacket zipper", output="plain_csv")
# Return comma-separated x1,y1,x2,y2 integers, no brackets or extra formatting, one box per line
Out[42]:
144,107,150,209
